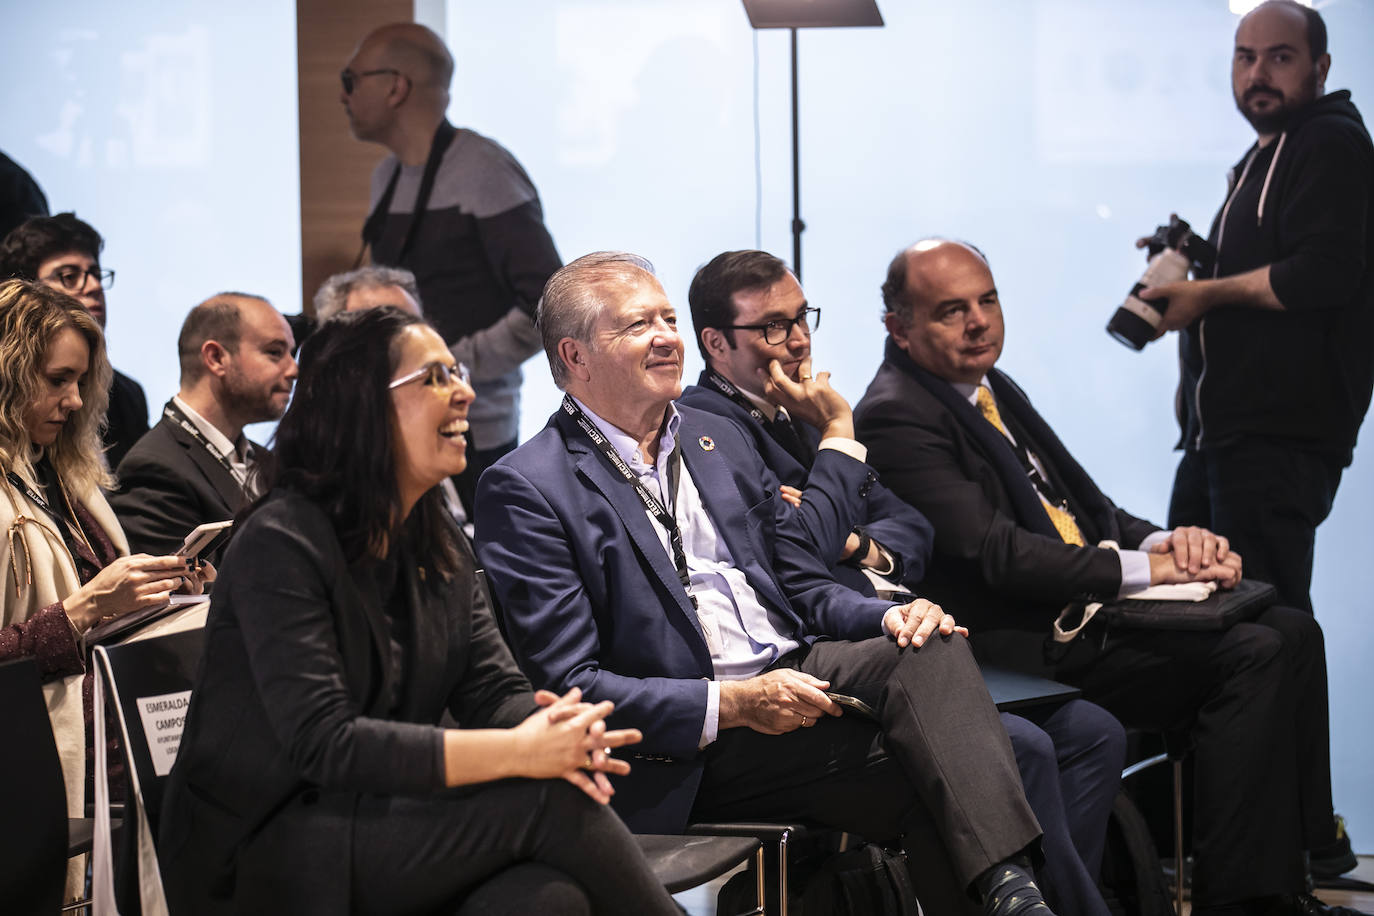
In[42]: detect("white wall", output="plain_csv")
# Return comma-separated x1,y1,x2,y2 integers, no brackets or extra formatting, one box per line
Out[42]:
0,0,302,443
3,0,1370,848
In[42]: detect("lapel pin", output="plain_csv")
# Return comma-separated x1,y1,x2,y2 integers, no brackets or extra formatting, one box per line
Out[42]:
698,436,716,451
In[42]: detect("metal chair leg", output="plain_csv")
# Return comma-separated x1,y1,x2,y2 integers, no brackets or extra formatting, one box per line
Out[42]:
1173,758,1185,916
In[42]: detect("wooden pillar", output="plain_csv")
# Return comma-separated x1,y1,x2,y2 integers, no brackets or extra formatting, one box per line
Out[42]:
295,0,412,314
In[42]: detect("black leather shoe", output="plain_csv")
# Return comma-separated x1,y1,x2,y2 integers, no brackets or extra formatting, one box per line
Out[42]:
979,862,1057,916
1310,815,1359,879
1266,892,1372,915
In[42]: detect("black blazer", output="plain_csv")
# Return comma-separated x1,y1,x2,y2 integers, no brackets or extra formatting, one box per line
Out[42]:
104,368,149,471
110,408,254,565
853,341,1160,640
158,489,537,914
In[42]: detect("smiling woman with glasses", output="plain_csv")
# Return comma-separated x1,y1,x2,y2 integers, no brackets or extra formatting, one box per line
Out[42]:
159,306,679,915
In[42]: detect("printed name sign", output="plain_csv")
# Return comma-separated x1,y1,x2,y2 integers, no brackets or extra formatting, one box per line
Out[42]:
135,690,192,776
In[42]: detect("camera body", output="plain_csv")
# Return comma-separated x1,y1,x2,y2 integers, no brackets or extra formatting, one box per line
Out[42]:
1107,215,1218,350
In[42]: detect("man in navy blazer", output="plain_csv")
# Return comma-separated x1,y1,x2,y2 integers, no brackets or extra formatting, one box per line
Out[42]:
477,252,1058,916
679,249,1124,916
854,238,1356,916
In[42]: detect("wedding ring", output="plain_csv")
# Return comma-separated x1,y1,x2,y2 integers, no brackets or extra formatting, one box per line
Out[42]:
585,751,594,768
801,716,809,726
799,374,812,381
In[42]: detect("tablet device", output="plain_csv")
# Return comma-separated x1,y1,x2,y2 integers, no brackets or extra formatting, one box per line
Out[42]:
177,519,234,560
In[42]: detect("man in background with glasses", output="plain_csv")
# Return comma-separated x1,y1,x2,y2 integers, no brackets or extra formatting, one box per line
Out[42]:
679,249,1124,916
0,212,148,467
340,22,562,515
681,249,920,594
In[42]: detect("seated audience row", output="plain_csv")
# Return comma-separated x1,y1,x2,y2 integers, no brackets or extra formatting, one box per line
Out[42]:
0,203,1362,914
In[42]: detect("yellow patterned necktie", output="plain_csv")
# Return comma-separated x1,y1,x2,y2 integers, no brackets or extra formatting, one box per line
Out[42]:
975,386,1086,546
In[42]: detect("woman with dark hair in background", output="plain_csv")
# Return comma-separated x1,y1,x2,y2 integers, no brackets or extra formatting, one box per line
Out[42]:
0,278,208,900
159,307,678,915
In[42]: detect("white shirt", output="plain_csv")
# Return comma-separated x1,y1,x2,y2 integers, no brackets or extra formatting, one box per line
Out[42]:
571,397,802,747
954,381,1166,596
171,395,255,495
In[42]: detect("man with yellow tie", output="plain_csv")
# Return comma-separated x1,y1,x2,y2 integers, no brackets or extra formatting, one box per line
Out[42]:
853,238,1362,916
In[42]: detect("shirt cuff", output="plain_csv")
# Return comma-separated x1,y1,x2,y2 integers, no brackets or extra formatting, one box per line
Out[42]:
1117,549,1153,596
1138,529,1170,551
700,680,720,748
818,437,867,463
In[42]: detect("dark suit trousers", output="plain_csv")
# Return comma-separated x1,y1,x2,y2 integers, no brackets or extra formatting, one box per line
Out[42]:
350,778,679,915
1168,441,1343,614
1005,702,1125,916
690,634,1041,913
1055,606,1334,906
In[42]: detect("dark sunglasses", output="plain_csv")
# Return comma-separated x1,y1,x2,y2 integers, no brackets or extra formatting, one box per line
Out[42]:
340,67,402,94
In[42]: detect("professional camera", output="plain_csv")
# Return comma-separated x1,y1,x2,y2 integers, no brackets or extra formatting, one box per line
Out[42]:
1106,215,1217,350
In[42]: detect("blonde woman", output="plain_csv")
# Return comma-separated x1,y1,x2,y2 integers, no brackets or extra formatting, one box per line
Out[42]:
0,279,207,896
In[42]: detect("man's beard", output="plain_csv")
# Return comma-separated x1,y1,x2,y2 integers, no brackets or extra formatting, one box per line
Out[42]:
1234,71,1319,135
222,377,286,426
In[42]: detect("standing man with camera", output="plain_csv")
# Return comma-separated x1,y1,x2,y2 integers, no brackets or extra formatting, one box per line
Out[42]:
1138,0,1374,626
340,22,562,512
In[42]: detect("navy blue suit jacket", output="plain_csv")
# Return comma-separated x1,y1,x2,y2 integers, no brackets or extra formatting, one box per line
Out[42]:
679,380,935,594
475,403,893,832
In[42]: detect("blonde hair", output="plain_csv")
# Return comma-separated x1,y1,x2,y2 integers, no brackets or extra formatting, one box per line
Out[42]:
0,279,113,493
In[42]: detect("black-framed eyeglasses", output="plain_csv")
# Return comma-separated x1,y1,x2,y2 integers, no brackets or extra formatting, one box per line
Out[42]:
389,360,471,391
719,307,820,345
43,266,115,292
340,67,402,94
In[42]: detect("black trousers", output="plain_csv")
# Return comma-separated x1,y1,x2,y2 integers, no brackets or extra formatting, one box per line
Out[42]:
1005,702,1125,916
350,778,679,915
1168,441,1343,613
1055,606,1334,907
689,634,1042,915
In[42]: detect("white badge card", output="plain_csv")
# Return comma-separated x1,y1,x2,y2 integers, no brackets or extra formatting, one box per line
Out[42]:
135,689,192,776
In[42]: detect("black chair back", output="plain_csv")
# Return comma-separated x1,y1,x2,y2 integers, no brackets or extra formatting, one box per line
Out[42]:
94,627,206,839
0,657,68,913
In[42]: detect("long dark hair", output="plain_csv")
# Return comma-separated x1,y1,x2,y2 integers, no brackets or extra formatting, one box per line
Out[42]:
256,306,461,579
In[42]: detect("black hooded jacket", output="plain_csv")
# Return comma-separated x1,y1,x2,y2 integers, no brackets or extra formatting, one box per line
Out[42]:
1177,90,1374,464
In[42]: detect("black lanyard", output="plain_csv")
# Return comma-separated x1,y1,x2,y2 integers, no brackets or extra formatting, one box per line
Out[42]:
703,370,773,426
358,120,459,269
703,370,812,466
561,396,696,608
6,466,98,577
164,402,242,482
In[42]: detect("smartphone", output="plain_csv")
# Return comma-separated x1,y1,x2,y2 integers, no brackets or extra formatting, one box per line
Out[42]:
825,691,878,719
177,519,234,560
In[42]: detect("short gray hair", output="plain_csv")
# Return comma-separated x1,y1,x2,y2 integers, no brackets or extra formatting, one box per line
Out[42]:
537,251,656,389
313,265,422,320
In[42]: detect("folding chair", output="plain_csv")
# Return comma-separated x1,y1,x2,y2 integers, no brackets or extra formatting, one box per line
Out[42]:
91,626,207,915
638,833,764,914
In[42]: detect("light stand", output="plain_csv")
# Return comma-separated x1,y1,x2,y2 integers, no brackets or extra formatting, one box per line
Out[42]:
742,0,884,282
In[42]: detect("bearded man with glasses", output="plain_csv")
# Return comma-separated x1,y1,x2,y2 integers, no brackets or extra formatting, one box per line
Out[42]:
0,212,148,467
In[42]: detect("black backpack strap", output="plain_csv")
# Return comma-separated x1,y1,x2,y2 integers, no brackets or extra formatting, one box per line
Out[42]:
355,119,459,268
